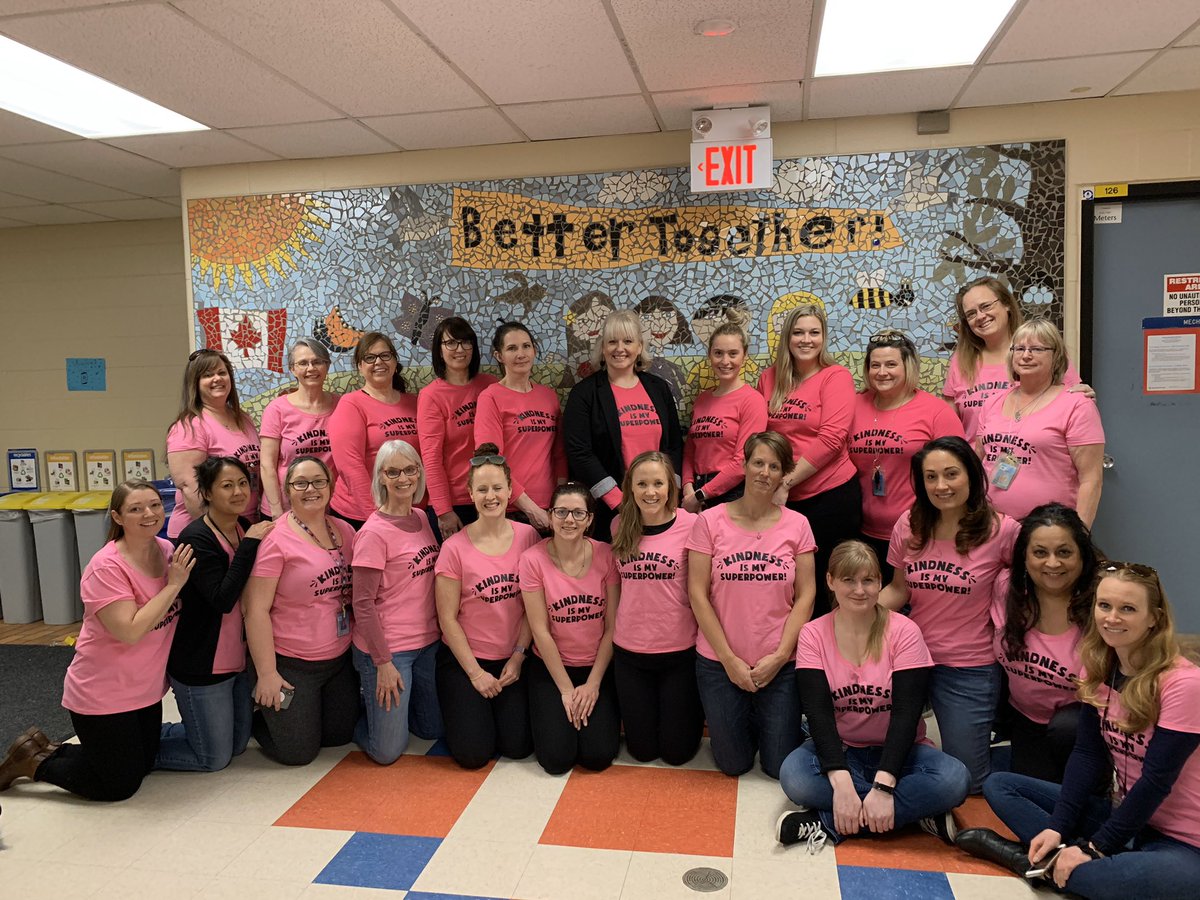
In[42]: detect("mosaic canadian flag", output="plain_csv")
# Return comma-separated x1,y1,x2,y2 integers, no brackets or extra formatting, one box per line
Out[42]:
196,307,288,373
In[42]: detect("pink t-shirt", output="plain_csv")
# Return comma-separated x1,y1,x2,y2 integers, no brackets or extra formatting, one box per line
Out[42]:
166,412,261,538
612,510,697,654
352,511,440,654
887,510,1019,666
992,614,1082,724
978,388,1105,522
687,505,817,663
519,538,617,667
474,382,566,509
417,374,499,515
684,385,768,498
796,611,932,748
251,516,356,661
757,365,857,501
435,521,540,660
849,390,967,539
211,534,247,674
258,393,338,515
611,380,663,469
1097,659,1200,849
62,539,180,715
943,358,1082,442
328,390,420,521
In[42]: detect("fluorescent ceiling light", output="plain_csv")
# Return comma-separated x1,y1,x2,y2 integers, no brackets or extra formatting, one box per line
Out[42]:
0,34,207,138
814,0,1017,78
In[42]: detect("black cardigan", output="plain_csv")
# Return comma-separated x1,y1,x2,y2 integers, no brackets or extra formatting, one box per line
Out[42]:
167,516,262,685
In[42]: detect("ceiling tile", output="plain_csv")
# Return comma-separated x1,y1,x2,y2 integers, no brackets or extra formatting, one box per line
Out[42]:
0,109,79,145
392,0,639,104
1,4,340,127
1114,47,1200,95
611,0,812,92
2,204,111,225
0,157,134,202
0,141,178,195
103,131,280,168
502,95,658,141
653,81,804,130
362,108,525,150
808,67,972,120
0,2,124,14
0,190,43,207
0,215,33,228
66,198,180,220
990,0,1200,63
175,0,483,117
227,119,398,159
1180,21,1200,46
958,53,1156,108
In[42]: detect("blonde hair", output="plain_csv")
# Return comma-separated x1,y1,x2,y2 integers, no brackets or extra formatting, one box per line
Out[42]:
827,540,888,662
954,277,1023,381
768,304,834,414
589,309,652,372
1008,318,1069,384
611,452,680,561
862,330,920,395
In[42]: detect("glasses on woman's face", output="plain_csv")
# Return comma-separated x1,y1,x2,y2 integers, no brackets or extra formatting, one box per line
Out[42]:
383,465,420,480
361,351,396,365
550,507,589,521
963,298,1000,322
294,358,329,369
288,478,329,491
1011,345,1052,356
442,339,472,352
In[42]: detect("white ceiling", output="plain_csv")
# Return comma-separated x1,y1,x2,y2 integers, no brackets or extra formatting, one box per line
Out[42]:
0,0,1197,228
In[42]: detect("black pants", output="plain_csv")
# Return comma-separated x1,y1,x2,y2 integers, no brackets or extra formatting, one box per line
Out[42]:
250,651,360,766
526,654,620,775
1009,702,1081,784
861,533,895,588
426,504,480,544
787,476,863,617
36,702,162,801
328,507,366,531
694,472,744,507
435,643,533,770
612,644,704,766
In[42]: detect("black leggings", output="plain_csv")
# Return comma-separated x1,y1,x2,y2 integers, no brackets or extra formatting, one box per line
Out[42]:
1009,702,1081,783
612,644,704,766
435,643,533,769
250,651,360,766
788,476,863,617
526,654,620,775
36,702,162,801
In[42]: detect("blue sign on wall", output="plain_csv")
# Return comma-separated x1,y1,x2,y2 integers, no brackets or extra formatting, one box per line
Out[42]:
66,357,106,391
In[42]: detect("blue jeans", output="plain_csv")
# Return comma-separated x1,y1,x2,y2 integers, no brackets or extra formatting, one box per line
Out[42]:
695,654,802,779
985,772,1200,899
353,642,444,764
779,740,970,843
156,670,252,772
929,662,1001,793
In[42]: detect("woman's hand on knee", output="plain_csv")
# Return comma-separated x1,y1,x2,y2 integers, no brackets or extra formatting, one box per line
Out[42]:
830,773,862,837
722,656,757,692
861,788,895,833
254,671,293,711
470,668,502,699
376,661,405,711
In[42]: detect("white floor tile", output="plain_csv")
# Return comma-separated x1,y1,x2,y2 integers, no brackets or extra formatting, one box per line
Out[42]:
947,871,1050,898
0,858,119,897
513,844,632,900
202,876,308,899
622,851,731,900
302,884,410,899
130,818,269,875
0,799,92,860
41,813,183,868
92,867,213,900
411,835,536,897
219,825,354,883
446,756,566,844
730,854,840,899
188,774,308,825
731,769,793,860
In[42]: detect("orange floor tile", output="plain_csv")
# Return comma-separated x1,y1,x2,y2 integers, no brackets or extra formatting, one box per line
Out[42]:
834,826,1011,876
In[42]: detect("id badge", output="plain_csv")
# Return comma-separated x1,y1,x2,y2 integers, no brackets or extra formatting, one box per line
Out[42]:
991,452,1020,490
872,465,886,497
336,606,351,637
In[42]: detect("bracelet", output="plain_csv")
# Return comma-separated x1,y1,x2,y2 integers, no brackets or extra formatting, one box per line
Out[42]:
512,645,528,656
871,781,895,795
1074,840,1103,860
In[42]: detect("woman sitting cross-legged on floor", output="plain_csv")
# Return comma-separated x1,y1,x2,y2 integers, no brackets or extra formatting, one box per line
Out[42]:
777,541,969,852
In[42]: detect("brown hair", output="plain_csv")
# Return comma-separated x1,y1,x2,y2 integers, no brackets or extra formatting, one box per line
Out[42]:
612,452,680,561
106,480,161,542
171,349,251,431
744,430,795,475
354,331,407,392
953,276,1023,381
467,442,511,489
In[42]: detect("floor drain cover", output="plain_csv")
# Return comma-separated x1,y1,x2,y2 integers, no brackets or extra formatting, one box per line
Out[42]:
682,867,729,892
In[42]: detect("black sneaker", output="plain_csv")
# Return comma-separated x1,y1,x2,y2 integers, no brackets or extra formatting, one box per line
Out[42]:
918,811,958,845
776,808,829,853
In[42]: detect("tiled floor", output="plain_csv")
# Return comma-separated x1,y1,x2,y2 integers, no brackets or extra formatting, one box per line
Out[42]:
0,692,1051,899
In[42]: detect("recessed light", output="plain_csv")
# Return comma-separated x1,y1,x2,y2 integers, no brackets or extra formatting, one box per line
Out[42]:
694,19,737,38
1069,86,1092,94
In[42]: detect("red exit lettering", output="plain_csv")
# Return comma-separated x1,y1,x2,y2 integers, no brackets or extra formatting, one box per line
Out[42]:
702,144,756,187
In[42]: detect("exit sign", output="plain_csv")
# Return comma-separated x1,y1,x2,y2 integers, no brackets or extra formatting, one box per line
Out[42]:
691,139,774,193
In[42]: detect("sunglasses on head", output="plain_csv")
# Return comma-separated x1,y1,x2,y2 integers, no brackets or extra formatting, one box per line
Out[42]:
469,453,506,467
867,329,914,349
1097,560,1158,579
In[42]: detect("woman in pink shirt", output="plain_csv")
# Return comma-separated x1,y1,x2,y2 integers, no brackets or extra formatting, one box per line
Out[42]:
520,483,621,774
683,323,768,513
777,541,969,852
328,332,418,529
259,338,339,518
475,322,566,533
977,318,1105,527
2,482,193,800
688,431,817,779
882,435,1018,792
242,457,358,766
961,563,1200,897
351,440,444,764
758,303,859,616
850,330,965,585
611,452,702,765
435,443,539,769
993,503,1097,783
166,348,261,538
944,277,1087,441
417,317,498,540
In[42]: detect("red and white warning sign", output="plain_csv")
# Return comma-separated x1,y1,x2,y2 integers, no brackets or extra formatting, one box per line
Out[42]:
1164,273,1200,317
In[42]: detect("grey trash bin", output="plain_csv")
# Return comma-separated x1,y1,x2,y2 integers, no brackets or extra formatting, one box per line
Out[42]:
28,492,83,625
69,491,113,578
0,492,42,624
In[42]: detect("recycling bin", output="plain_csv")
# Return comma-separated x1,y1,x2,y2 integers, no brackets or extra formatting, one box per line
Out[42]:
69,491,114,577
0,492,42,624
27,492,85,625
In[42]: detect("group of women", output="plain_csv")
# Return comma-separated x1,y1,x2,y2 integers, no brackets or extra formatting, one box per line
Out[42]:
2,277,1195,899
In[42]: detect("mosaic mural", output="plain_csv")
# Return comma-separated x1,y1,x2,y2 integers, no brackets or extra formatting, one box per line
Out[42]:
186,140,1065,423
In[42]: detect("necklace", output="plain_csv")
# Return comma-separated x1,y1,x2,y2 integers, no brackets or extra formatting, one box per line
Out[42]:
205,514,240,551
1013,384,1052,421
551,540,591,577
290,512,351,599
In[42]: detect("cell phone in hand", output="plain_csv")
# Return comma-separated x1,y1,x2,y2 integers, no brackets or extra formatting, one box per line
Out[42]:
279,686,295,710
1024,844,1065,879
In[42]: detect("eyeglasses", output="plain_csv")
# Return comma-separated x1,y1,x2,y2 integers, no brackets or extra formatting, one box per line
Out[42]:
550,507,590,521
383,465,420,479
288,478,329,491
963,299,1001,322
469,453,506,467
1010,345,1052,356
442,339,472,352
361,351,397,365
1097,561,1158,578
294,359,329,369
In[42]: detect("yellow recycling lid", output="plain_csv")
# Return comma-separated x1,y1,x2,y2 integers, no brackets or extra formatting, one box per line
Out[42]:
0,492,43,510
24,491,88,510
67,491,114,510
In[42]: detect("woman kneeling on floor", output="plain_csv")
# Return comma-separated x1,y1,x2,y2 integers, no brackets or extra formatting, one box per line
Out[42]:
777,541,970,852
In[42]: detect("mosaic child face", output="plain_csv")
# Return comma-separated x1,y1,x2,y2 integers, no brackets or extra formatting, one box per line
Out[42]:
641,308,677,350
571,306,607,348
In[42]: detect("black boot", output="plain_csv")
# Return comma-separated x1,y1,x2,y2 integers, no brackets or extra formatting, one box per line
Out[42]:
955,827,1029,877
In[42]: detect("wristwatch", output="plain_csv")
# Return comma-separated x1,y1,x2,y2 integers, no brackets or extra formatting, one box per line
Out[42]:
693,488,707,505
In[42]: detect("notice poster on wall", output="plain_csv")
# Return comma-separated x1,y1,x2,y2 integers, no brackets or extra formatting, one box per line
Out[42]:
1164,274,1200,317
85,450,117,490
7,448,39,491
45,450,79,491
122,449,156,482
1143,317,1200,394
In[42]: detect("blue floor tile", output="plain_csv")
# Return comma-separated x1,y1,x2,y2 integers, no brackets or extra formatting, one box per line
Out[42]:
837,866,954,900
424,737,452,757
315,832,442,891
